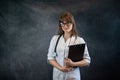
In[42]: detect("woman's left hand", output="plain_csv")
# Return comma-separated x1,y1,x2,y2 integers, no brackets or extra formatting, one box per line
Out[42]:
64,58,74,67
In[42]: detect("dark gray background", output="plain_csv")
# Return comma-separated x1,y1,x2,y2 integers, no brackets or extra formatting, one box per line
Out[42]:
0,0,120,80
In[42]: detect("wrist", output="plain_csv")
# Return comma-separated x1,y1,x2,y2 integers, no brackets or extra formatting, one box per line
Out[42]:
58,66,63,71
71,62,76,67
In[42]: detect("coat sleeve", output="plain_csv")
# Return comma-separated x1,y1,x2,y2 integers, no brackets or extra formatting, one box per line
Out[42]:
47,35,58,60
83,43,91,65
78,37,91,65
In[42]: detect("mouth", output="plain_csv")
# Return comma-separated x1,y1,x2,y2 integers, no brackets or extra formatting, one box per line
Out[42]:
64,28,68,30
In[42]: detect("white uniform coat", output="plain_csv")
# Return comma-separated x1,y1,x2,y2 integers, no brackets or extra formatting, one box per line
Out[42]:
47,35,91,80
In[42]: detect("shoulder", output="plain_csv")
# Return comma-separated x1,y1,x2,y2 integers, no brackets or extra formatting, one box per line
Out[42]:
76,36,86,43
51,35,60,41
77,36,84,41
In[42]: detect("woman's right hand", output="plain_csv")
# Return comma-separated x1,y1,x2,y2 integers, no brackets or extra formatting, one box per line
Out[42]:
59,66,72,72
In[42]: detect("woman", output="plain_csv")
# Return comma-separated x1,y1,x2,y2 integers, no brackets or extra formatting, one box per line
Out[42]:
47,12,91,80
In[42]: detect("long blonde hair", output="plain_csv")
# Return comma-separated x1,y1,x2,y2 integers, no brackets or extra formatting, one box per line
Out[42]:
57,12,78,38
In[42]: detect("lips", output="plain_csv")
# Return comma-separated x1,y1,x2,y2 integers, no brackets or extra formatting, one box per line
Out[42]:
64,28,68,30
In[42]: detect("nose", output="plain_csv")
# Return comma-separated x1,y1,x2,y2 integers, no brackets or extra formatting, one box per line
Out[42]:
64,24,68,28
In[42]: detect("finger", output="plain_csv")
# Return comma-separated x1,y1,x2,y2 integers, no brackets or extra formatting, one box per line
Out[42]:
68,68,72,72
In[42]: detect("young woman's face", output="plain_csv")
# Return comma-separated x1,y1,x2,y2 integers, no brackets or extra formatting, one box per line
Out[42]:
60,21,73,33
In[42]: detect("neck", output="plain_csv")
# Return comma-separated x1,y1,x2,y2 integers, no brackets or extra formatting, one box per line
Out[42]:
63,32,72,42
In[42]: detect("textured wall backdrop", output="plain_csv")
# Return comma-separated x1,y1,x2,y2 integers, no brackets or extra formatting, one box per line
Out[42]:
0,0,120,80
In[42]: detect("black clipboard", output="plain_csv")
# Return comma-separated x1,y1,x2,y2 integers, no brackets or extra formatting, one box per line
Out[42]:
68,44,85,62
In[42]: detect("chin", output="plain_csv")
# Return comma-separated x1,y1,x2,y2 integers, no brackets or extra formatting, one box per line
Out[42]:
66,30,71,32
64,30,71,33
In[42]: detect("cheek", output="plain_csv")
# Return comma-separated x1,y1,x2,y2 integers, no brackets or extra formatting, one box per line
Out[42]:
61,27,65,30
69,26,73,31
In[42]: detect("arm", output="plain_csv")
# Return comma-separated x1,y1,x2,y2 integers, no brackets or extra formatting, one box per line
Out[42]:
72,59,89,67
47,35,72,72
65,42,91,67
65,58,89,67
73,44,91,67
48,59,72,72
48,59,62,70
